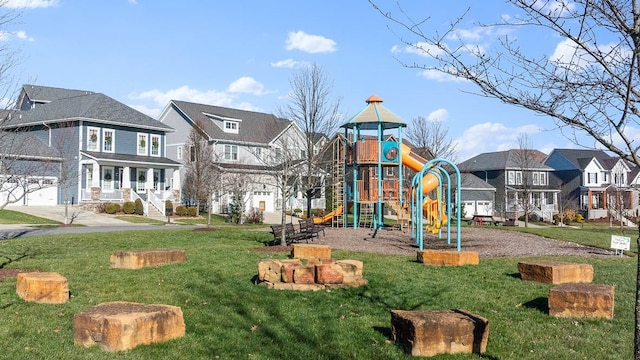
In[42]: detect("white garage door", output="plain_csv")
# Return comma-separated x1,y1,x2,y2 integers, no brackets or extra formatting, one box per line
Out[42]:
26,185,58,206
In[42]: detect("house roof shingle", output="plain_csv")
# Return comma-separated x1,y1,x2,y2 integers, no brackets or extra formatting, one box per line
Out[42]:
170,100,292,145
5,85,173,132
458,149,551,171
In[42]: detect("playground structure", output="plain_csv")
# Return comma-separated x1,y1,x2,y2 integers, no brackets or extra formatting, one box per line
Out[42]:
315,95,462,250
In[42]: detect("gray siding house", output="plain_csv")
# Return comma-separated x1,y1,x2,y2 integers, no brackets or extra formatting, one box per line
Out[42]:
2,85,181,214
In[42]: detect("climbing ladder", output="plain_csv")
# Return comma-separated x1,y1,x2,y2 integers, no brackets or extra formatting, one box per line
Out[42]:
386,200,410,231
359,203,375,228
332,138,345,227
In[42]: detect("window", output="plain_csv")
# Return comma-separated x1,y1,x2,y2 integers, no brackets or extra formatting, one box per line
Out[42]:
532,172,539,185
137,133,148,155
588,172,597,184
515,171,523,185
223,120,239,134
102,167,114,192
300,150,306,159
507,171,515,185
87,127,100,151
177,146,183,160
540,172,547,186
102,129,114,153
224,145,238,161
150,135,160,156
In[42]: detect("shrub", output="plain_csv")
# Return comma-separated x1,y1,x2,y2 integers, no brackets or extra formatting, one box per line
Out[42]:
244,208,264,224
553,213,561,225
562,209,576,225
575,213,584,223
122,201,135,214
134,198,144,215
95,202,108,213
105,203,121,214
187,207,197,217
175,205,188,216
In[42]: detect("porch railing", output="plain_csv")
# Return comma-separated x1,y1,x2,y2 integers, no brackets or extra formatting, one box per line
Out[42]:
130,191,148,216
148,191,165,216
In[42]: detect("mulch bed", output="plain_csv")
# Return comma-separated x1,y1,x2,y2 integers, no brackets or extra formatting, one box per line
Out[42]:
0,269,29,279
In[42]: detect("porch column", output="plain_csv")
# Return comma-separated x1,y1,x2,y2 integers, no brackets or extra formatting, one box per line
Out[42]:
172,169,181,202
122,166,131,188
146,168,154,193
92,163,100,188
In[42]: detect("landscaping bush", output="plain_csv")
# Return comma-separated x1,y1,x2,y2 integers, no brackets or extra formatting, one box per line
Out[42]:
94,202,108,213
563,208,576,225
122,201,135,214
104,203,121,214
244,208,264,224
576,213,584,223
134,198,144,215
175,205,188,216
187,207,197,217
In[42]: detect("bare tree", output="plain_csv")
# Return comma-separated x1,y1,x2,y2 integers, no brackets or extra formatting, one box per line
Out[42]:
182,119,219,224
406,116,458,162
512,134,537,227
278,63,341,218
0,130,62,209
370,0,640,356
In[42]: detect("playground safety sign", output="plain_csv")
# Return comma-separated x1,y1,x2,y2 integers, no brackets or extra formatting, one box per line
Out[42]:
610,235,630,256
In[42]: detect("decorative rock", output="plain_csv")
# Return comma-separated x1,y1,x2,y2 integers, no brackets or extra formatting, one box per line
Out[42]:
280,259,303,283
73,301,185,352
335,260,363,284
293,265,316,284
291,244,331,259
267,282,325,291
258,259,284,283
391,309,489,357
110,249,186,269
518,261,593,284
549,283,615,319
315,264,344,284
417,250,479,266
16,272,69,304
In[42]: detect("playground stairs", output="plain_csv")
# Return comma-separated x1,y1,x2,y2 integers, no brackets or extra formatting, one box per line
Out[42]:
386,201,410,231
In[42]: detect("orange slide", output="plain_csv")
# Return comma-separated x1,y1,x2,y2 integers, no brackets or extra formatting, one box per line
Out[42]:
313,205,343,224
400,144,447,227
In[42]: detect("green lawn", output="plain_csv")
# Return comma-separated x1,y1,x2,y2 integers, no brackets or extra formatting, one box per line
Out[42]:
0,209,61,225
0,227,635,359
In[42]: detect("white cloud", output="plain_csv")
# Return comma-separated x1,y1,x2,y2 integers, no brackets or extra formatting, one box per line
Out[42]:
5,0,58,8
454,122,542,160
270,58,305,68
427,108,449,122
227,76,268,95
15,30,34,42
128,0,138,4
419,69,467,83
285,30,336,54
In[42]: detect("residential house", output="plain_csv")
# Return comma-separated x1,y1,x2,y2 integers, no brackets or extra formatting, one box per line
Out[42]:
1,84,181,214
452,173,496,218
0,131,63,207
158,100,319,214
545,148,640,220
458,149,559,221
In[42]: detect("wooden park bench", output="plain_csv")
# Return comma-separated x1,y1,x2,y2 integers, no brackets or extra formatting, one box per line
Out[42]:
467,215,501,226
270,223,312,246
299,218,325,239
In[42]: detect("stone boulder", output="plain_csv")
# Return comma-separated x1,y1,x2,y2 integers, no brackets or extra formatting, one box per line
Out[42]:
16,272,69,304
548,283,614,319
74,301,185,352
110,249,186,269
518,261,593,284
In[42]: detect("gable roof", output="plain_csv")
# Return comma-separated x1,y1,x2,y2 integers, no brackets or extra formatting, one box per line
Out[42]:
19,84,95,105
545,148,612,171
4,91,173,132
458,149,551,171
169,100,291,145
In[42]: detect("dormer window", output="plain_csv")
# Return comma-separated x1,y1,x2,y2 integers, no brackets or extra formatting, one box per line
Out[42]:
224,120,239,134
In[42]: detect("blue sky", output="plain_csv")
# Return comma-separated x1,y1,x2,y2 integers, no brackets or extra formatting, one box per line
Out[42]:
4,0,599,161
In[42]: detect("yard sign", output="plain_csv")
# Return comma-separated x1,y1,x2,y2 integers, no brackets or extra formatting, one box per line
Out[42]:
610,235,630,257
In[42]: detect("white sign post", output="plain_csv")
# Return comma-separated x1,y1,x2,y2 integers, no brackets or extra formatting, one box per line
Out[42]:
610,235,631,257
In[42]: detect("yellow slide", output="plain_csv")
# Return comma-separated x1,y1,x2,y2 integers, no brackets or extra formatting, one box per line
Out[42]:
400,144,447,228
313,205,343,224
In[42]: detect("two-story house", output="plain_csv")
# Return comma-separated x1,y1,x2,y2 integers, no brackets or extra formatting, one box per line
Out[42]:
458,149,559,221
2,84,181,215
545,148,639,220
159,100,317,214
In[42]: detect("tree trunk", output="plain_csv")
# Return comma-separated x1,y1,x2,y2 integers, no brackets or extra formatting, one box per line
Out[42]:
306,190,312,220
281,195,287,246
636,223,640,359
